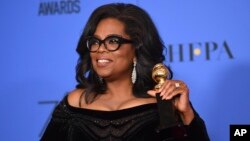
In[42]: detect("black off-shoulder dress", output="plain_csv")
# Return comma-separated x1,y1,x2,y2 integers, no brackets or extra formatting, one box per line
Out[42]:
41,96,210,141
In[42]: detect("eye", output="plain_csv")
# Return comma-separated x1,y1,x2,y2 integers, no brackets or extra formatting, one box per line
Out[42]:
107,37,120,44
88,38,99,46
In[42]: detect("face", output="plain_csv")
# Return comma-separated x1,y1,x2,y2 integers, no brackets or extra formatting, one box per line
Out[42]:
90,18,135,81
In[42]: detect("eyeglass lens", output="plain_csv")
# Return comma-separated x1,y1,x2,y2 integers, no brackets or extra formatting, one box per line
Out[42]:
86,35,132,52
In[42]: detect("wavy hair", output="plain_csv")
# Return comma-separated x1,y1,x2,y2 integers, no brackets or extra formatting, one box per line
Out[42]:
75,3,172,103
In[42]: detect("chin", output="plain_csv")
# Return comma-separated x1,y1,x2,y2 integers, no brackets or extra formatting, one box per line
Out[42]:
96,72,112,78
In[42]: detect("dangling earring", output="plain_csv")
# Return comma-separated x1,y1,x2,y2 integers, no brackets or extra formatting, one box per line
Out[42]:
132,60,137,84
97,75,104,85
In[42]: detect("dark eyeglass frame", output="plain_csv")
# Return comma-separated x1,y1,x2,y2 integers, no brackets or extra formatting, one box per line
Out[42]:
86,35,133,52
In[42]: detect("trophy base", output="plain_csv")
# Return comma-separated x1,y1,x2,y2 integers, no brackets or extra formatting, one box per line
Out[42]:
156,93,189,140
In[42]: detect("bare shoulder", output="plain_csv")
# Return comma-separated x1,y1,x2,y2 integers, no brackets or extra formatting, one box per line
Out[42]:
67,89,85,108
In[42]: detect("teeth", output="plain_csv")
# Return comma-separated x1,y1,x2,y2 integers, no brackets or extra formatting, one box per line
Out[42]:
98,59,110,63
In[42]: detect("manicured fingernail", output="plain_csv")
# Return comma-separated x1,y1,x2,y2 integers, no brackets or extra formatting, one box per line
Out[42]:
160,92,164,96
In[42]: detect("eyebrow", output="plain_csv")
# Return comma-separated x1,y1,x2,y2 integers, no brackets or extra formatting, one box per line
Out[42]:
92,34,127,40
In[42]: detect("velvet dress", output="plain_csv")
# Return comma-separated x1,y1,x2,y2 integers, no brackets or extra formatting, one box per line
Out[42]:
41,95,210,141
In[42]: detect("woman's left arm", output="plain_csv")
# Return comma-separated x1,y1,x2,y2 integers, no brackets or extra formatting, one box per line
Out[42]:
148,80,210,141
148,80,194,123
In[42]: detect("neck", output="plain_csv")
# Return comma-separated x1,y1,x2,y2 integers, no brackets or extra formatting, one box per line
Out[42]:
105,78,134,100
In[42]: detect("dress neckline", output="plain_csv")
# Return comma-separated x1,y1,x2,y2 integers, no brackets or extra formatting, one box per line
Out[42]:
63,95,158,120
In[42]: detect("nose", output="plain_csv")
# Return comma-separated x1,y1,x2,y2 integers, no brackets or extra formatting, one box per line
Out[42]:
97,42,108,53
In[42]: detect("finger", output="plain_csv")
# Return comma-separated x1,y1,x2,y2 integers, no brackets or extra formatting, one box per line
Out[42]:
163,88,183,100
147,90,157,97
165,87,189,101
161,83,176,99
163,80,186,97
159,80,172,96
162,82,176,97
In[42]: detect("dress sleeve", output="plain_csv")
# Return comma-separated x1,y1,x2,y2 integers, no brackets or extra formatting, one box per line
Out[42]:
185,112,210,141
157,104,210,141
40,98,70,141
157,114,210,141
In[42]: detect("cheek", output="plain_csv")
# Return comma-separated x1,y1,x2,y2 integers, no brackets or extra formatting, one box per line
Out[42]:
115,49,135,66
89,54,96,67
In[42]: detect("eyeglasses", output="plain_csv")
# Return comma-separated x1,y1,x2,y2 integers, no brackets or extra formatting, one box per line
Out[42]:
86,35,133,52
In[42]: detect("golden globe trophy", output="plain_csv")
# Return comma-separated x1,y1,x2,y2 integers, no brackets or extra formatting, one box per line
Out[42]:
152,63,178,129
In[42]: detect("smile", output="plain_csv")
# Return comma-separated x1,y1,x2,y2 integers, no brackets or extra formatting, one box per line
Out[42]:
96,59,112,67
97,59,111,63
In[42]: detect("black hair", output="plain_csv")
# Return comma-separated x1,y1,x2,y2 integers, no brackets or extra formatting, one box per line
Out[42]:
75,3,172,103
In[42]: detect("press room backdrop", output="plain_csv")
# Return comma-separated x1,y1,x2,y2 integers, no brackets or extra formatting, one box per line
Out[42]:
0,0,249,140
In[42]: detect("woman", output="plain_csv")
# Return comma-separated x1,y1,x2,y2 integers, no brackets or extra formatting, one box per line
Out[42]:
41,3,210,141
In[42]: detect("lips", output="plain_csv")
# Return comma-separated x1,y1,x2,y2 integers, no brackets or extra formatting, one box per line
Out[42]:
96,58,112,67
